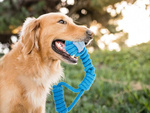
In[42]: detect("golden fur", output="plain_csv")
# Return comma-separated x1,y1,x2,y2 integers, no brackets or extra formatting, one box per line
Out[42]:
0,13,90,113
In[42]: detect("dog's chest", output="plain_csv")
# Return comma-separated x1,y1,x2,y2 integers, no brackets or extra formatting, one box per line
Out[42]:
26,66,63,108
26,88,47,108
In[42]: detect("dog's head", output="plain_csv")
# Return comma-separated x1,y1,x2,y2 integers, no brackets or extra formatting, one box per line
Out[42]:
20,13,93,64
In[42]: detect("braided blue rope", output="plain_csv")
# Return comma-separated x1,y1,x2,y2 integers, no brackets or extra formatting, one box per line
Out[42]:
52,41,96,113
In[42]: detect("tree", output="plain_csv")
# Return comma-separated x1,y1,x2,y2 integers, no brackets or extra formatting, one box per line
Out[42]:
0,0,127,43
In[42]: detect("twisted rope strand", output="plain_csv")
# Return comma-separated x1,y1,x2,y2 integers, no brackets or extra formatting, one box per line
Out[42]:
52,85,68,113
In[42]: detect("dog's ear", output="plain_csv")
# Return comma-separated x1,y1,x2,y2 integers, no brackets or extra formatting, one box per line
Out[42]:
21,17,40,54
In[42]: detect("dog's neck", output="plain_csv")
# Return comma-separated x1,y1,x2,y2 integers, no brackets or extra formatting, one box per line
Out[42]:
0,41,64,108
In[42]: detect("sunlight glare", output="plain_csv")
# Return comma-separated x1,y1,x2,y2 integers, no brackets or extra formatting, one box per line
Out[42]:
110,9,117,17
0,43,3,53
108,42,120,51
67,0,74,5
61,0,66,2
0,0,4,2
117,0,150,47
59,7,69,14
100,34,119,45
97,33,121,51
81,9,87,15
100,28,109,34
11,35,18,43
90,25,98,34
87,47,94,53
3,48,9,54
97,40,105,50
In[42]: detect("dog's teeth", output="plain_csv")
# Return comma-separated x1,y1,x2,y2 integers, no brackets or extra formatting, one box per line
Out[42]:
60,46,63,50
58,43,61,47
55,41,66,52
71,56,74,58
56,42,63,50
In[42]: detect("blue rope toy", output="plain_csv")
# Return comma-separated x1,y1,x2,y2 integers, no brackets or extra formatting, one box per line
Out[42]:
52,41,96,113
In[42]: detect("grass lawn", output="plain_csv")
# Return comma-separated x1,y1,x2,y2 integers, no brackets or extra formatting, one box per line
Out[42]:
46,42,150,113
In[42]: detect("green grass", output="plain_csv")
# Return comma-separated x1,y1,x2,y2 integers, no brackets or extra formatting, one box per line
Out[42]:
46,42,150,113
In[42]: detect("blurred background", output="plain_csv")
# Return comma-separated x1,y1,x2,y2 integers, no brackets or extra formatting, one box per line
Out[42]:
0,0,150,112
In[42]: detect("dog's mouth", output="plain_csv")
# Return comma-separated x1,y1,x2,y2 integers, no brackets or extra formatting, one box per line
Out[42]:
52,40,78,64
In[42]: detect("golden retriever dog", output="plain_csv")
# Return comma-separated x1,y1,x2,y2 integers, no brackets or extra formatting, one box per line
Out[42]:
0,12,93,113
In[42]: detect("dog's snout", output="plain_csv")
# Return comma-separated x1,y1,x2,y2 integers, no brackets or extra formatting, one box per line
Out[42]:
86,30,94,37
84,29,94,45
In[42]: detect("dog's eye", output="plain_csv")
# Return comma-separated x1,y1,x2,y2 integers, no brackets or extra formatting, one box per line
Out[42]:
58,19,67,24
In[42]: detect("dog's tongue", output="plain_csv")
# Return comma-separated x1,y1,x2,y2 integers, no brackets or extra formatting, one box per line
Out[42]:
55,41,66,52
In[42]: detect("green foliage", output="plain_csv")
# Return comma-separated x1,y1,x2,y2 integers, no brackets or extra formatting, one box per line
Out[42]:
91,0,123,13
0,0,45,33
0,0,125,34
46,42,150,113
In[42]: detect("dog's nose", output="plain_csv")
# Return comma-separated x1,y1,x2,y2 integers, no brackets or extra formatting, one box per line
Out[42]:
86,30,94,38
84,30,94,45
